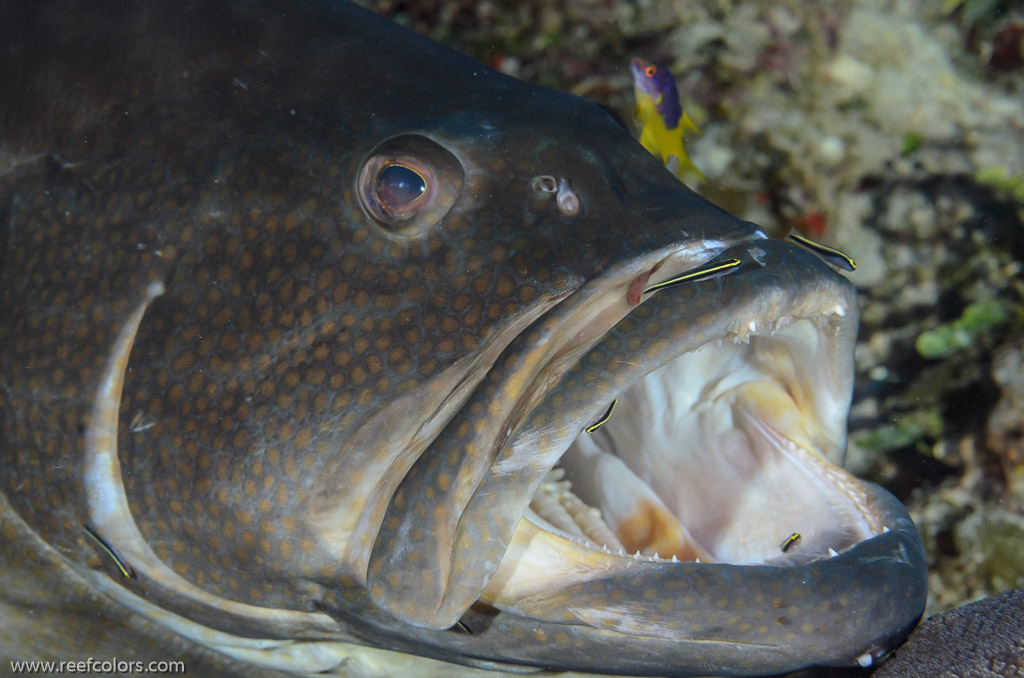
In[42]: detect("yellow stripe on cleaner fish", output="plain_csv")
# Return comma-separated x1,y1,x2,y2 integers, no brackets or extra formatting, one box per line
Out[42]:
630,57,704,184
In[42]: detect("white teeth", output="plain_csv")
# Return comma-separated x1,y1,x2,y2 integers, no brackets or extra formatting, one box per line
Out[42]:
882,525,890,533
748,320,757,333
828,547,839,558
530,468,624,552
834,305,847,317
856,652,873,668
633,550,641,559
653,552,660,560
695,557,701,563
671,555,679,563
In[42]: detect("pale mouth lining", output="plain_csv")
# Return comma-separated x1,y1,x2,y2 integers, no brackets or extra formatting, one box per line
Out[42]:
519,313,879,571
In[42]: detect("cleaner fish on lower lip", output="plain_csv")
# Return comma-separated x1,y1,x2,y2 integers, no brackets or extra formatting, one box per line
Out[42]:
0,1,926,676
643,257,743,293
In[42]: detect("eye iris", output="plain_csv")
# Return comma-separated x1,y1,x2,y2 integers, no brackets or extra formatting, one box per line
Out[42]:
376,164,426,215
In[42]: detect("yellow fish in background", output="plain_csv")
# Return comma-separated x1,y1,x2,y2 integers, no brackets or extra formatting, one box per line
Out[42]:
630,56,705,184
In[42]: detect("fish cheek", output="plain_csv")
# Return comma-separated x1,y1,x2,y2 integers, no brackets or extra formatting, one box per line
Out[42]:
357,135,464,237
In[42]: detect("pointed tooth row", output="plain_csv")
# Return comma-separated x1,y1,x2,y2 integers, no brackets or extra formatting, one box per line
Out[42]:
725,301,849,347
815,524,890,561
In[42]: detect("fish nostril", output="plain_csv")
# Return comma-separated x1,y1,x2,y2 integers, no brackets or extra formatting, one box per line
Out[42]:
556,177,580,217
531,175,581,217
531,175,558,193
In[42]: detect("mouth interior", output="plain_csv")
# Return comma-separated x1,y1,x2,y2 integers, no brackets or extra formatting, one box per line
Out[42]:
523,315,877,569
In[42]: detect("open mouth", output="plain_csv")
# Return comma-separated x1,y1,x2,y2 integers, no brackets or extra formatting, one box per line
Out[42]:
524,321,874,568
364,235,923,668
470,236,883,620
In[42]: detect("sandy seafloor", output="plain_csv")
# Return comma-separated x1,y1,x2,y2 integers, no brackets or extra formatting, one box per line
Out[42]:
355,0,1024,675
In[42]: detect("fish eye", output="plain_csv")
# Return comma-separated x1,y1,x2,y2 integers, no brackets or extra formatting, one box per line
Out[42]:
375,163,428,218
644,65,657,77
358,135,464,236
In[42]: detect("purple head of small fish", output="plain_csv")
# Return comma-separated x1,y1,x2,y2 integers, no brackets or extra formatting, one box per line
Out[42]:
630,56,683,129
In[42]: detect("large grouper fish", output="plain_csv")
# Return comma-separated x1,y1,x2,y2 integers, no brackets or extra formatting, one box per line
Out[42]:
0,1,928,676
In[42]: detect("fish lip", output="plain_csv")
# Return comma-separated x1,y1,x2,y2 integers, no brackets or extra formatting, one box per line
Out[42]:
466,236,926,654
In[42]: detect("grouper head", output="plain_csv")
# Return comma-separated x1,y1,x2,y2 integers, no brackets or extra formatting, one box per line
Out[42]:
0,1,926,675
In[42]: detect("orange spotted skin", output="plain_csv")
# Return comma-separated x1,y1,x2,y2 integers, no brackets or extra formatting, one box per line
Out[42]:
0,0,741,611
0,1,927,675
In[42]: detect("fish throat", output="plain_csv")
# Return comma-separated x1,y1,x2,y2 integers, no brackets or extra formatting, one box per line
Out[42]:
531,323,870,569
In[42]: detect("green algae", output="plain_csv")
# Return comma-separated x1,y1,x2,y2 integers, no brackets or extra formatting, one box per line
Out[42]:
901,132,922,156
856,408,944,453
976,166,1024,202
916,299,1011,359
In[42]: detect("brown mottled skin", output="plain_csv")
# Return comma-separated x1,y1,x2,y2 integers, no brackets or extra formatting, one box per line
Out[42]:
1,1,928,676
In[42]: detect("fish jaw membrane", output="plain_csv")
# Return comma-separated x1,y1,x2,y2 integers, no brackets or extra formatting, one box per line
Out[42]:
476,239,927,669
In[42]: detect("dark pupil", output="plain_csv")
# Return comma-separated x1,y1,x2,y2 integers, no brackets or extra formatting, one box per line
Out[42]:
376,164,426,211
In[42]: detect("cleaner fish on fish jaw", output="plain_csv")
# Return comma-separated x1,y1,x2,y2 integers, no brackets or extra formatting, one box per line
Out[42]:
0,1,926,676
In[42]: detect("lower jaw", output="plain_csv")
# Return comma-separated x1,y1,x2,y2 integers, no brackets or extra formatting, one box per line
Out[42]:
480,381,880,614
479,463,898,635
